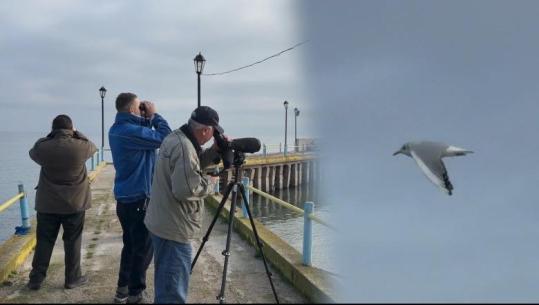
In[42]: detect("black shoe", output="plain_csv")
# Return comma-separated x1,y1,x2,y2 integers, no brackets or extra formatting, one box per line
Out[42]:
127,290,147,304
114,286,129,304
26,281,41,291
64,275,88,289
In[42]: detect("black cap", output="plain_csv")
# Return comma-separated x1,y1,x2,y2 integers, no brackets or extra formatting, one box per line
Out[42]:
190,106,224,134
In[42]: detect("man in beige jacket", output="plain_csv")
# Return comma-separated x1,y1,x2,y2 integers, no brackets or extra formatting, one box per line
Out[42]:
144,106,222,304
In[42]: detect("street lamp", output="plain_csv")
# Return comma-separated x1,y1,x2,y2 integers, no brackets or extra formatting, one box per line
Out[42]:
294,107,300,152
99,86,107,161
283,100,289,156
194,52,206,108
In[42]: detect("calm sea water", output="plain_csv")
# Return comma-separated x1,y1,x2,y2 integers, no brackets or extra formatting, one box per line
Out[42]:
0,131,101,244
0,131,43,243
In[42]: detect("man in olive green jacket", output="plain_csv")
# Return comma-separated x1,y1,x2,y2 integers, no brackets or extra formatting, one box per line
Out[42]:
144,106,222,303
27,114,96,291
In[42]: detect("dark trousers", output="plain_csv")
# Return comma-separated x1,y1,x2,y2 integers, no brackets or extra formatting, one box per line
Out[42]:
116,199,153,296
29,212,85,284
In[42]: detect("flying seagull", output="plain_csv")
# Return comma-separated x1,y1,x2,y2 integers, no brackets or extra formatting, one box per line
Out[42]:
393,141,473,195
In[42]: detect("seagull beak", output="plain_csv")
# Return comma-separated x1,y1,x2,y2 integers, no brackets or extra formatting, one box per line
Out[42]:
393,150,401,156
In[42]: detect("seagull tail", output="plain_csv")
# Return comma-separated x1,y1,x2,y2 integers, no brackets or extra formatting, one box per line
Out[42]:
456,150,473,156
446,146,474,157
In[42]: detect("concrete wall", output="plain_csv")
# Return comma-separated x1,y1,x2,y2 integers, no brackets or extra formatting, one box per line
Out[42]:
0,221,36,284
205,195,335,303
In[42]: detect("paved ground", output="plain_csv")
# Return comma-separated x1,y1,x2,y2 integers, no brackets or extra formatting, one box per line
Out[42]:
0,165,305,303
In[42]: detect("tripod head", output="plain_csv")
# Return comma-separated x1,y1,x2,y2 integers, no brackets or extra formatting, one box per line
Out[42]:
233,151,246,168
206,150,246,178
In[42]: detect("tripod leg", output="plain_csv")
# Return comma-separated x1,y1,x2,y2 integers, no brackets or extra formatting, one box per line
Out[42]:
217,183,239,304
191,181,235,274
238,184,280,304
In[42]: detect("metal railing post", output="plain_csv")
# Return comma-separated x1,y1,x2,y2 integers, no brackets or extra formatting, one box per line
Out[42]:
263,144,267,157
15,183,31,235
91,153,96,171
241,177,250,218
279,143,282,153
303,201,314,266
214,167,220,194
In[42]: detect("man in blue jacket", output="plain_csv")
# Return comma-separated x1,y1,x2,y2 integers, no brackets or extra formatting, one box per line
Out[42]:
109,92,171,304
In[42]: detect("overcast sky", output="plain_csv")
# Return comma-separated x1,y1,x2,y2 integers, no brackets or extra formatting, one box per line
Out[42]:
301,0,539,302
0,0,310,148
6,1,539,302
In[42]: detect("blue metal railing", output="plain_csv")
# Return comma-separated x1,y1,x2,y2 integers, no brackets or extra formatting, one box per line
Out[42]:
1,148,106,236
216,176,333,267
303,201,314,266
0,184,31,235
86,148,108,171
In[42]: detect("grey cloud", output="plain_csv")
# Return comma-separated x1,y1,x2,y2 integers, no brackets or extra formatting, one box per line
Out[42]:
1,0,310,148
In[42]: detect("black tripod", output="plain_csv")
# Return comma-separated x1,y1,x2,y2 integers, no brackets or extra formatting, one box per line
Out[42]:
191,151,280,304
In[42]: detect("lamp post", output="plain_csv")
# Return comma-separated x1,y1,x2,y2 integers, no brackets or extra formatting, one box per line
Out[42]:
99,86,107,161
194,52,206,108
294,107,300,152
284,100,289,156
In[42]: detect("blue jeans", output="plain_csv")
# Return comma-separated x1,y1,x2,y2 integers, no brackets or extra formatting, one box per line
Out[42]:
151,233,192,304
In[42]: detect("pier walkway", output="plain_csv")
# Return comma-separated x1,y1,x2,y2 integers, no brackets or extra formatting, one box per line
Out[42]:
0,165,305,303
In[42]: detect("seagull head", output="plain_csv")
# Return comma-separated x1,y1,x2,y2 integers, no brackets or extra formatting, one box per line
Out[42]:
393,143,411,157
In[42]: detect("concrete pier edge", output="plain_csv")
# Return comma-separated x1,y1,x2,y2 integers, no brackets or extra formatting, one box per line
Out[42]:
0,162,108,285
205,194,335,303
0,221,37,284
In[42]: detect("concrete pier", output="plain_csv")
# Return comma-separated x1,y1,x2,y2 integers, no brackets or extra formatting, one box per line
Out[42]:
269,166,276,191
0,165,306,303
275,165,283,190
217,153,317,194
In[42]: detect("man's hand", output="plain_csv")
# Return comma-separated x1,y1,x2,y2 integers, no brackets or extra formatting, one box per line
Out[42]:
73,130,88,141
140,101,157,119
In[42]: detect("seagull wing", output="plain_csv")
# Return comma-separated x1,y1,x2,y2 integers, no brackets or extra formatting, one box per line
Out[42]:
410,150,454,195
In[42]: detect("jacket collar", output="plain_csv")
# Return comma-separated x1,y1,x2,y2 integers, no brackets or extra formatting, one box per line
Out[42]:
47,129,74,138
114,112,145,125
180,124,202,156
